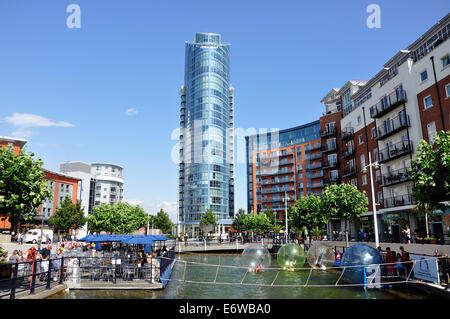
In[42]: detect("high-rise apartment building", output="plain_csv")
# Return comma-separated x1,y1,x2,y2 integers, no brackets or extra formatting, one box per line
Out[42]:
245,122,321,218
246,13,450,244
178,33,235,237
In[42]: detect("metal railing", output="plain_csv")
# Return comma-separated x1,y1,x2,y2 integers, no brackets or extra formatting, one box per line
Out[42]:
0,248,175,299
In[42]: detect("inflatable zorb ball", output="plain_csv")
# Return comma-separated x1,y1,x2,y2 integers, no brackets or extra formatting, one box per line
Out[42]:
306,243,335,270
341,244,382,285
276,243,306,270
241,244,271,271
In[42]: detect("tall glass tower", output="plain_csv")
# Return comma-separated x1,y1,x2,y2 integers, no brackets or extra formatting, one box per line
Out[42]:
178,33,234,236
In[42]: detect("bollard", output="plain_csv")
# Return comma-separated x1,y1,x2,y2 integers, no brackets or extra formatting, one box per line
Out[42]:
72,258,80,283
10,262,19,299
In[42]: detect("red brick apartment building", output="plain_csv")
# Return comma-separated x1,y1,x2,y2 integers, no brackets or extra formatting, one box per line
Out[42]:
246,13,450,244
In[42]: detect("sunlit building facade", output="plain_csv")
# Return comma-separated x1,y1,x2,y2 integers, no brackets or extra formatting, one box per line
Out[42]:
178,33,235,236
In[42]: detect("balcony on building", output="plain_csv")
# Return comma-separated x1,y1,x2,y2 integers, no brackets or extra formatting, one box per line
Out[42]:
342,166,357,178
375,114,410,140
310,171,323,179
306,143,322,152
310,152,322,160
322,141,337,153
377,140,413,163
311,181,324,189
384,193,416,208
341,147,356,159
380,166,412,187
261,176,295,185
262,186,295,194
261,167,294,176
369,88,407,119
323,159,338,169
340,127,354,141
310,161,322,169
323,176,341,186
321,127,337,138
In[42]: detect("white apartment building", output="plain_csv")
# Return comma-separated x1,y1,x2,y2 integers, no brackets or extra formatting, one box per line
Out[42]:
90,162,124,206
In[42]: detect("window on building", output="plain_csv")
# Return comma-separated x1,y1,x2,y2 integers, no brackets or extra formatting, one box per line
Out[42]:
362,175,367,185
427,122,437,145
371,127,377,139
360,154,366,168
420,70,428,82
423,95,433,109
359,134,364,145
446,83,450,98
357,116,361,125
442,54,450,69
326,122,335,132
377,191,383,203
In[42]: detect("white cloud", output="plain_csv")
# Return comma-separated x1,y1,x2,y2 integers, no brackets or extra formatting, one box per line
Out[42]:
125,108,138,116
3,113,74,138
125,198,177,223
4,113,74,128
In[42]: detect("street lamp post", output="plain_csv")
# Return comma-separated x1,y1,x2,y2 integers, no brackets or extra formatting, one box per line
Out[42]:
283,191,289,243
361,151,380,248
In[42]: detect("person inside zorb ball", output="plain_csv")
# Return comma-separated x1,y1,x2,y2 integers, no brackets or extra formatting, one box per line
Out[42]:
276,243,306,271
306,242,336,270
241,244,271,272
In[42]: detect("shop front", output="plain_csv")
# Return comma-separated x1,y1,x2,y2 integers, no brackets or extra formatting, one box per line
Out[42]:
380,211,409,243
411,206,449,244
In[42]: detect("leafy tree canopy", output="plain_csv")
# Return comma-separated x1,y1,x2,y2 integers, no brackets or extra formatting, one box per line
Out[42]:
409,130,450,209
201,208,217,226
152,208,173,233
0,146,52,230
289,194,326,232
48,198,87,233
232,208,247,231
87,202,147,234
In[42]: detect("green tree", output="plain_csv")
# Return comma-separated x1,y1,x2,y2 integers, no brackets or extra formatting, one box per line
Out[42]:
262,208,276,225
152,209,174,234
201,209,217,227
0,146,52,232
87,202,147,234
232,208,247,231
289,195,327,236
242,213,271,235
48,198,87,237
321,183,368,247
409,131,450,237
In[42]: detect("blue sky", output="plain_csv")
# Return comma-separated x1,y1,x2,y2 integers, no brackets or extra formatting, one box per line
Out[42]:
0,0,448,222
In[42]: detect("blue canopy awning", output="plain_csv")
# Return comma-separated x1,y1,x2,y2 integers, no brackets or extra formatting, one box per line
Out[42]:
78,234,96,242
78,234,167,243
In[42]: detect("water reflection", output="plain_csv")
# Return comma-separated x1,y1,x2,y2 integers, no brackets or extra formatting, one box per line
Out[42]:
52,254,429,299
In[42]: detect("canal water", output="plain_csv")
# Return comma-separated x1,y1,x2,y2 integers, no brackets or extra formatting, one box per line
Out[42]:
51,253,432,299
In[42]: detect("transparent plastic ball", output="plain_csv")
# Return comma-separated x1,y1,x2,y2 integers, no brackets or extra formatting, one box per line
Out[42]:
306,243,336,270
276,243,306,270
341,244,382,284
241,244,271,271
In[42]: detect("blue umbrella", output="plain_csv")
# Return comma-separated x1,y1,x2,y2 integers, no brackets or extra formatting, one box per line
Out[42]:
78,234,96,242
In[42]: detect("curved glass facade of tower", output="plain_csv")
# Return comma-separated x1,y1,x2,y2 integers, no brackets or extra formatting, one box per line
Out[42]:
178,33,234,233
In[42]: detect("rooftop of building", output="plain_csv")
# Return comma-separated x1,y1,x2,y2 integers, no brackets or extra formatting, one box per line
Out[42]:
90,162,124,169
42,168,81,181
0,136,28,148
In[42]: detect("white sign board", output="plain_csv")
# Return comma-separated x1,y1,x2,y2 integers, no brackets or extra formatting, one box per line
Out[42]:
411,254,440,283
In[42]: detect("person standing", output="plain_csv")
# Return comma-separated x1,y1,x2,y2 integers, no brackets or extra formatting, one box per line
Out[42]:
385,247,394,276
402,226,411,244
